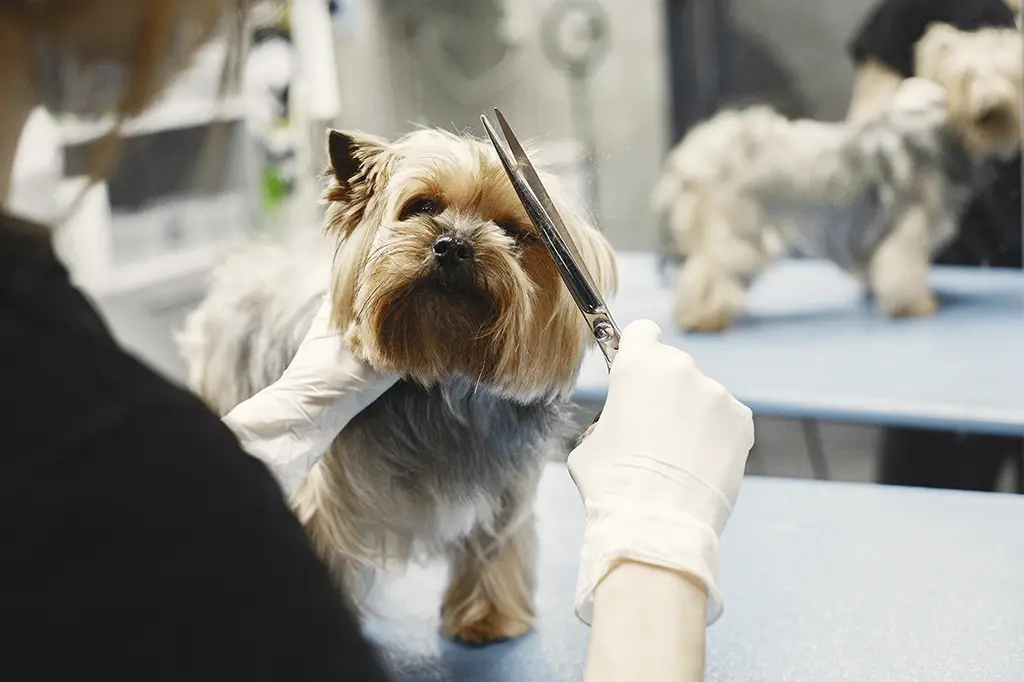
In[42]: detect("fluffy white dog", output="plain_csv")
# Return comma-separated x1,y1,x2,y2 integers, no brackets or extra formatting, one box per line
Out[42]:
654,23,1022,332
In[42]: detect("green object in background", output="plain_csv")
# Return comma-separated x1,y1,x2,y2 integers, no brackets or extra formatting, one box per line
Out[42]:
260,164,289,214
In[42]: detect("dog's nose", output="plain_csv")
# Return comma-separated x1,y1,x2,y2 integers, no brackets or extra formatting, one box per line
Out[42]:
432,235,474,269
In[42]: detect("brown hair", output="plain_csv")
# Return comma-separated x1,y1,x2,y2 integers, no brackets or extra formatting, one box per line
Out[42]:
12,0,253,217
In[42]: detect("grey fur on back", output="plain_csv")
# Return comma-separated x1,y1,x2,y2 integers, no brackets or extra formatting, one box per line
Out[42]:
773,118,976,272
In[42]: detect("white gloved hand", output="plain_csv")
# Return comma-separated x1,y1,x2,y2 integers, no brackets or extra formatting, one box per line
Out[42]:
568,319,754,626
222,296,399,496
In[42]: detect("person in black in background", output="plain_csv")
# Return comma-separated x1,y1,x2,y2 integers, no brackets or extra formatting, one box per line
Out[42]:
846,0,1023,491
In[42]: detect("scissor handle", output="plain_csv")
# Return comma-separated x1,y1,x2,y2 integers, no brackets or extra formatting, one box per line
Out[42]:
589,313,620,370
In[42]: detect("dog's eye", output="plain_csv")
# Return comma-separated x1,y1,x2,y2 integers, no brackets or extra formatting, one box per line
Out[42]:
400,198,442,220
498,220,535,242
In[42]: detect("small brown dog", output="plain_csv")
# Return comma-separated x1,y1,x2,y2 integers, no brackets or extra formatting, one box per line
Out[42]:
178,127,617,644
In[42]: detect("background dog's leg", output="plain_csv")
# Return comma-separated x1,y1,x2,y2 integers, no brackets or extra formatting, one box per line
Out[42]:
868,205,939,318
441,469,540,645
674,255,749,332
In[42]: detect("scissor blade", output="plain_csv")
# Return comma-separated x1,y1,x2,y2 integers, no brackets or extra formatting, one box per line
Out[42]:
481,112,620,370
488,109,607,314
480,114,563,250
482,114,604,316
481,113,585,289
480,114,524,196
492,110,595,276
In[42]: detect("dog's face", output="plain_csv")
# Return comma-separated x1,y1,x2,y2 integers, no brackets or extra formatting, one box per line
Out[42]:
322,128,617,403
916,23,1023,159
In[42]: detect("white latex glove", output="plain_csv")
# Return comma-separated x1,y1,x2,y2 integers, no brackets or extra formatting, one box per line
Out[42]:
222,296,399,496
568,319,754,626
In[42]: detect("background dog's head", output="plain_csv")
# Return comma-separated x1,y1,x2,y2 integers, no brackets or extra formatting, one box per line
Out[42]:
916,23,1023,160
321,128,617,403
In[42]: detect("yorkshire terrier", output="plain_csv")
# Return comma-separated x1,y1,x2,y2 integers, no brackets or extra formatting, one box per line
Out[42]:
653,23,1022,332
178,127,617,644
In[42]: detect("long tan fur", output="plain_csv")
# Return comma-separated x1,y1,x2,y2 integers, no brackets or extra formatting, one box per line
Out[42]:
181,126,617,644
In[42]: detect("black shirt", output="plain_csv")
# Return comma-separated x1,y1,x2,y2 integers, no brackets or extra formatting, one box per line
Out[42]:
849,0,1022,269
0,216,390,680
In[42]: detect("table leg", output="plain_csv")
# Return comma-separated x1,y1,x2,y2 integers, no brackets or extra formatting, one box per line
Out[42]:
801,420,831,481
745,435,767,477
1016,451,1024,494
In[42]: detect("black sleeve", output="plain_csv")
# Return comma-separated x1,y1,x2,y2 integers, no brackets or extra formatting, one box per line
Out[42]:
11,404,392,682
848,0,1016,77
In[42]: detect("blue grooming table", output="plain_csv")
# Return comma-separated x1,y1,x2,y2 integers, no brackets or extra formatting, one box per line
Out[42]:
363,463,1024,681
574,252,1024,435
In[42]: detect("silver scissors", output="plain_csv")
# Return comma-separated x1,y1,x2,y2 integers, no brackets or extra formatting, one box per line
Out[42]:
480,108,621,369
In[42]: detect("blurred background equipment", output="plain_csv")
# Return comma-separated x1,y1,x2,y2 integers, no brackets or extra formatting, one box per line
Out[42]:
334,0,668,248
540,0,611,221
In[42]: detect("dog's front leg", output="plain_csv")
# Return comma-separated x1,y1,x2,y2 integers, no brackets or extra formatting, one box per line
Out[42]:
868,204,939,318
441,470,539,645
674,255,750,332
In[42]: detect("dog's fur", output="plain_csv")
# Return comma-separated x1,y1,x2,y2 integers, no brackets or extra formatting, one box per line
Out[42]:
654,23,1022,332
178,127,617,645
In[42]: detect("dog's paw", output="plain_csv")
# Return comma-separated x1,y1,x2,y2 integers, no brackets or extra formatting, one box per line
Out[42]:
678,309,734,333
877,291,939,318
675,293,738,332
689,316,734,333
443,605,533,645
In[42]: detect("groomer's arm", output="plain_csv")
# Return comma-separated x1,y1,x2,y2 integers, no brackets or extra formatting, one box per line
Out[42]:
569,320,755,682
585,563,708,682
846,58,905,121
844,0,927,122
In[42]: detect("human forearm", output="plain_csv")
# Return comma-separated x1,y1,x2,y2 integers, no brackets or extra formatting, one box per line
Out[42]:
583,561,708,682
846,58,905,122
568,320,754,682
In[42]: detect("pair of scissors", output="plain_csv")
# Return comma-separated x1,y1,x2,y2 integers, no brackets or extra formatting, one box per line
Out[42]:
480,108,621,370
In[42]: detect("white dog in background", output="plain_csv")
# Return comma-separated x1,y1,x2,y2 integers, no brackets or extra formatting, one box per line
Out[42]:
653,23,1022,332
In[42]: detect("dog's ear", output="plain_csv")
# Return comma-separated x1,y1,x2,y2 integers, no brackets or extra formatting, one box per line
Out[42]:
914,23,963,85
323,129,392,236
918,22,961,59
326,129,390,194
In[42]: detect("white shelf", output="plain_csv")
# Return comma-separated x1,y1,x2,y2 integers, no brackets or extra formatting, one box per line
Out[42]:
59,97,248,147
